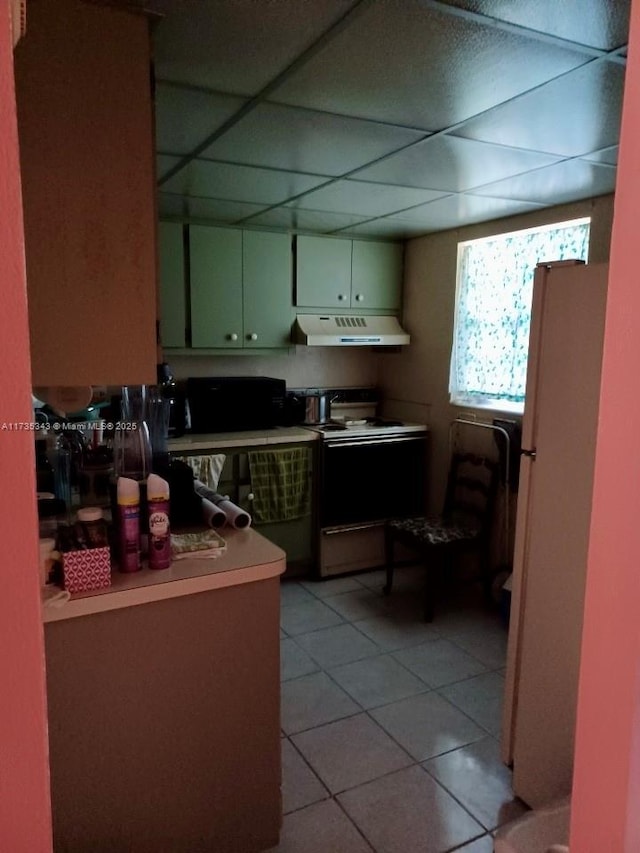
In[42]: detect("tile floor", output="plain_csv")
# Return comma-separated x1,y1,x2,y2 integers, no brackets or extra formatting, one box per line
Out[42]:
270,566,526,853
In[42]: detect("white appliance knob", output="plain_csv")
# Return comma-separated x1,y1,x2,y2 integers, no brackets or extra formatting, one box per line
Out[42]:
249,333,258,341
355,293,364,302
229,333,238,341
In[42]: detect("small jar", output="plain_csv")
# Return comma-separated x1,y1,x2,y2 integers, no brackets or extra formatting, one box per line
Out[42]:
77,506,108,548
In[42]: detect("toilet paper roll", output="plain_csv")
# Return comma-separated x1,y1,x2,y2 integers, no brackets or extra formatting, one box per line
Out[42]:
216,499,252,529
201,497,227,529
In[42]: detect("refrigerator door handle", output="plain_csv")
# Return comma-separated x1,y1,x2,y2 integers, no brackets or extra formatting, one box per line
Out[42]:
521,448,537,459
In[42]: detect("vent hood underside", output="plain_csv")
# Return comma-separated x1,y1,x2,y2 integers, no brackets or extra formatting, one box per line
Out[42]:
294,314,410,347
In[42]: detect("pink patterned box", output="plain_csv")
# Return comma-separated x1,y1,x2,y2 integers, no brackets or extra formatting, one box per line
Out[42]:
62,547,112,593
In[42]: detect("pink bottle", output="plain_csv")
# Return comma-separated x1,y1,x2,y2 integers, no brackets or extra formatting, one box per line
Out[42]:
147,473,171,570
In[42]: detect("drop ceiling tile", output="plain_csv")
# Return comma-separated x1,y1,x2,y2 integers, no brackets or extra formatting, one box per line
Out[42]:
155,83,246,155
376,194,544,234
436,0,630,51
246,207,371,233
157,154,181,181
581,145,619,166
201,102,427,176
354,135,561,193
158,192,267,222
453,60,625,157
273,0,587,129
160,160,328,205
287,179,447,217
150,0,355,94
339,219,439,239
472,159,617,205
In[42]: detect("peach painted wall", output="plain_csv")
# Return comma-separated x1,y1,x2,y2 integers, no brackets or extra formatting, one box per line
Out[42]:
0,2,53,849
570,1,640,850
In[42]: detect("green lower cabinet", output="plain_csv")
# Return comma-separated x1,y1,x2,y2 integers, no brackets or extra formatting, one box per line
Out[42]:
181,444,316,572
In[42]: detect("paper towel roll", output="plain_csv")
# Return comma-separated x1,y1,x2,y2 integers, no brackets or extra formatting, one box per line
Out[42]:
216,499,251,529
194,480,252,529
201,497,227,529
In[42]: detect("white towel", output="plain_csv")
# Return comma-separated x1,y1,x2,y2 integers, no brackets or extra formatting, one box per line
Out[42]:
175,454,226,491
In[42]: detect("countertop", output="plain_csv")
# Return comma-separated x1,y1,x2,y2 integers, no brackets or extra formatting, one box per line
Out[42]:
168,425,318,452
42,527,286,624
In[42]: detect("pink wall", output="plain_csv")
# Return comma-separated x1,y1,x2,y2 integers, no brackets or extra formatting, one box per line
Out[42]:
570,1,640,849
0,2,53,849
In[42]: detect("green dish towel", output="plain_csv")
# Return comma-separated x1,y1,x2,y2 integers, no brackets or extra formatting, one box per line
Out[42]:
248,447,311,524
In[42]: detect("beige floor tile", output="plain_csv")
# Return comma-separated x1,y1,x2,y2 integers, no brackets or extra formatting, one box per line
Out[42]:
338,765,483,853
329,654,429,709
437,621,508,670
355,569,387,591
350,614,441,652
324,588,389,621
281,638,320,682
302,576,364,598
266,799,373,852
423,737,528,830
370,691,485,761
393,638,487,688
281,671,360,735
280,581,317,608
454,835,495,853
292,713,413,794
281,739,329,814
294,623,380,669
439,672,505,737
280,599,345,636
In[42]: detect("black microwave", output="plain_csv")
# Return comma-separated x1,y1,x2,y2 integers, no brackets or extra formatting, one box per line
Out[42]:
186,376,286,433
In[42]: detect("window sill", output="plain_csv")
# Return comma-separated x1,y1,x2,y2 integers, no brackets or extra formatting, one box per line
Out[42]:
451,398,524,417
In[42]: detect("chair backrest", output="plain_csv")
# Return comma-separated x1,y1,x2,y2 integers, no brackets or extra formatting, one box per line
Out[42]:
442,452,500,537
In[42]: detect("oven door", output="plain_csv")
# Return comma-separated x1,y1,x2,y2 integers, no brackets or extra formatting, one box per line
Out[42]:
320,434,426,528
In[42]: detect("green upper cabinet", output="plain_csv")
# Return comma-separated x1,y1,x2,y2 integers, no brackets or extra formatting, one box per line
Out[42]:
351,240,403,311
187,225,293,350
190,225,243,349
158,222,186,348
296,235,352,309
243,230,293,348
296,235,403,313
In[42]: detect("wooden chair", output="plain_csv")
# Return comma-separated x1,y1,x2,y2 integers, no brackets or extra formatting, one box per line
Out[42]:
384,452,500,621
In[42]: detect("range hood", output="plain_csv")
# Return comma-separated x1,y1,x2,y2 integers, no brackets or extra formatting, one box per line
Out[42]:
294,314,410,347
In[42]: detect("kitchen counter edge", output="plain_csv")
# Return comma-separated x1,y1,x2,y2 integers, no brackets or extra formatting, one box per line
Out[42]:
168,425,318,452
42,527,285,624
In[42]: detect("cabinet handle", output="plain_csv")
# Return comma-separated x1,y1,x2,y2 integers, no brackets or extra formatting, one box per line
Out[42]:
338,294,346,301
229,333,238,341
355,294,364,302
248,493,255,501
248,333,258,341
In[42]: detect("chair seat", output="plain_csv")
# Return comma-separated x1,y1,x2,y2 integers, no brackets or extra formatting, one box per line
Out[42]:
388,516,480,547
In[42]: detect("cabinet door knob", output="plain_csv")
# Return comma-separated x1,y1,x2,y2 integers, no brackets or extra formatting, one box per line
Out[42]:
248,493,255,501
229,333,238,341
338,294,346,301
248,333,258,341
355,293,364,302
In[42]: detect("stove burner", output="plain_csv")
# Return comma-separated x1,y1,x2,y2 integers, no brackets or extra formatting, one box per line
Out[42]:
364,417,404,427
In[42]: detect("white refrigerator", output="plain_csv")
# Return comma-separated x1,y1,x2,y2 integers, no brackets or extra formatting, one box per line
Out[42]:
501,260,608,808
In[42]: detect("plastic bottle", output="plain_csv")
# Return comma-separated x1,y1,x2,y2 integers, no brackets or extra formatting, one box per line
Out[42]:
117,477,140,572
146,473,171,570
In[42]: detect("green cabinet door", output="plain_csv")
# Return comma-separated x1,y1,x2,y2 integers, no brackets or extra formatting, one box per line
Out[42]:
243,231,293,348
296,235,352,309
351,240,403,311
190,225,243,348
159,222,186,348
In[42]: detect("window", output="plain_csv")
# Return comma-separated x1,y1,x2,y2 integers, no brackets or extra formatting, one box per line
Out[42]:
449,217,591,414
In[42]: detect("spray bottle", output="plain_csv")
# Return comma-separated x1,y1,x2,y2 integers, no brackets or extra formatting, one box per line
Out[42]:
147,473,171,570
117,477,140,572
